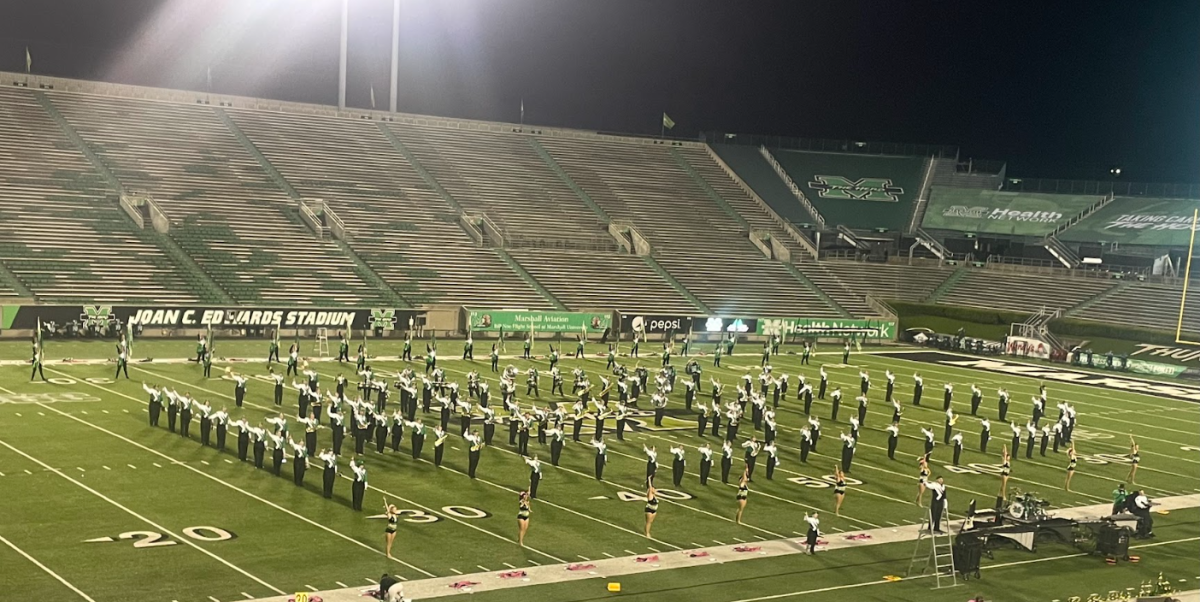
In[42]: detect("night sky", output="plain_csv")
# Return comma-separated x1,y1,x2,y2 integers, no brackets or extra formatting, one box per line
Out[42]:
2,0,1196,183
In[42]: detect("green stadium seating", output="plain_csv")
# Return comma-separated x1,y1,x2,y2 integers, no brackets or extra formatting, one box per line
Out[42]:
46,92,388,307
1058,197,1200,246
710,144,814,227
0,88,207,304
922,187,1105,236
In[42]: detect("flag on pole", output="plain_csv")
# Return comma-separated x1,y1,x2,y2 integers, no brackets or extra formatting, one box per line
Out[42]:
273,317,281,348
207,322,214,356
126,319,135,359
36,317,42,350
662,112,675,130
370,85,377,109
25,47,32,73
206,66,212,91
520,98,525,124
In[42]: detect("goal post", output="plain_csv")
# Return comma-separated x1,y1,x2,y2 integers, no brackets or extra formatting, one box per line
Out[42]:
1176,208,1200,345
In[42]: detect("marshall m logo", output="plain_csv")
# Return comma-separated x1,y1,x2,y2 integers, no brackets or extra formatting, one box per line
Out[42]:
369,309,397,331
808,175,904,202
80,305,114,328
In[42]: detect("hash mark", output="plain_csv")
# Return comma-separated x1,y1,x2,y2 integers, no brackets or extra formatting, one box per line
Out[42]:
303,586,317,592
602,552,615,558
201,460,210,465
528,560,540,566
624,549,637,555
209,597,220,602
102,465,111,470
364,577,377,584
502,562,516,569
335,581,348,588
242,594,254,600
647,547,661,553
732,537,746,543
449,568,462,575
76,467,86,472
577,555,590,561
713,540,725,545
102,410,109,414
477,565,490,572
153,463,162,468
127,464,136,469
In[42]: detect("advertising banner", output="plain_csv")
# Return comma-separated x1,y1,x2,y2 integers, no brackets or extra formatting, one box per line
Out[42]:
756,317,896,340
1005,336,1051,360
922,187,1102,236
1059,197,1200,246
1,305,418,331
619,314,696,334
466,309,611,333
699,317,758,334
1126,358,1188,378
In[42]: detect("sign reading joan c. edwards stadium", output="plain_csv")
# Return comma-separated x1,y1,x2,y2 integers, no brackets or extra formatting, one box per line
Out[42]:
1,305,421,330
467,309,611,333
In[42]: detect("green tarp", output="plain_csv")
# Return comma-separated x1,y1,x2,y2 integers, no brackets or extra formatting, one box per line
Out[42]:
921,187,1103,236
773,150,926,231
1059,197,1200,246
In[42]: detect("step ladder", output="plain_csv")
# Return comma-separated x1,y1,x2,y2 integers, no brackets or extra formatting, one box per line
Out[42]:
316,328,330,357
906,506,959,589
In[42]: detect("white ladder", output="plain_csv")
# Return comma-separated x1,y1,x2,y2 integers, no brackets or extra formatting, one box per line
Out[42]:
906,506,959,589
316,328,330,356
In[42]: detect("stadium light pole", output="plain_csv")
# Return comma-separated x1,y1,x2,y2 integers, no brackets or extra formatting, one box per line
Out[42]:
338,0,349,110
390,0,400,112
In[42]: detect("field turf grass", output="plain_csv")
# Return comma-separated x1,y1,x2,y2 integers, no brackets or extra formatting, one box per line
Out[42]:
1,337,1198,602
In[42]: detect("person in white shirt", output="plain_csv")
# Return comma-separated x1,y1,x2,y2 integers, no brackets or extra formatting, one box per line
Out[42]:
979,418,991,453
943,383,953,411
319,449,337,498
525,455,543,498
803,512,820,554
921,426,936,457
926,476,948,533
644,445,658,483
669,446,686,487
1131,490,1154,538
951,432,964,466
697,443,713,485
350,458,367,511
590,437,607,480
886,422,900,459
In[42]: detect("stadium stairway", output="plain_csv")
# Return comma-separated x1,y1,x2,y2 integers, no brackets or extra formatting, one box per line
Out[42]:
670,148,752,231
528,138,614,224
1063,279,1131,318
922,266,967,303
0,260,33,298
782,262,853,317
215,109,412,309
494,248,567,310
640,255,712,314
33,92,233,304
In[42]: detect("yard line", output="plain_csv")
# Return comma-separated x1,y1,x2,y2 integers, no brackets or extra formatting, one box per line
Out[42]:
732,537,747,543
476,565,490,572
0,437,284,595
127,464,137,469
0,533,97,602
528,560,540,566
242,594,254,599
712,540,726,546
36,397,439,579
352,476,566,564
623,549,637,555
647,547,661,553
577,555,590,561
303,586,317,593
602,552,615,558
502,563,516,569
335,581,348,588
449,569,463,575
209,596,220,602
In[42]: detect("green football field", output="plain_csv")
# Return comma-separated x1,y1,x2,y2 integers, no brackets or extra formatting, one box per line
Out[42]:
1,337,1198,602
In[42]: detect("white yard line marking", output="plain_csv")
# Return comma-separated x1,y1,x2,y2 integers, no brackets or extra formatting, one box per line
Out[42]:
127,464,137,470
528,560,540,566
200,460,210,465
886,521,900,527
623,549,637,555
602,552,615,558
476,565,490,572
209,596,221,602
0,533,97,602
24,469,32,475
449,569,463,575
712,540,726,546
39,379,443,578
732,537,747,543
577,555,590,561
502,563,516,569
335,581,348,588
101,410,109,414
0,438,284,595
242,594,254,600
302,586,317,593
37,411,44,416
153,463,162,468
76,467,85,472
647,547,661,553
224,459,233,464
364,577,377,583
101,465,110,470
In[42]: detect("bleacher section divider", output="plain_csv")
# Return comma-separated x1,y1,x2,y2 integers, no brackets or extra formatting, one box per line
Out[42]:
529,138,614,224
758,146,827,229
493,249,567,311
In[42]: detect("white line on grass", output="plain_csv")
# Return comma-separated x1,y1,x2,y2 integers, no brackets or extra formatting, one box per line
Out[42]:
449,569,462,575
242,593,254,599
477,565,490,572
0,438,284,595
602,552,615,558
209,596,220,602
0,533,97,602
528,560,540,566
335,581,348,588
127,464,136,469
303,586,317,593
36,397,439,579
502,563,516,569
577,555,590,561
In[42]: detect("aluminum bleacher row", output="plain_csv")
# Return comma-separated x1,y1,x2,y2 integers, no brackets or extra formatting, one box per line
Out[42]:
0,79,1187,329
0,88,205,304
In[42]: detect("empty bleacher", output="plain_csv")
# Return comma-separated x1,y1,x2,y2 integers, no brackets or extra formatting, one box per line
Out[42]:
937,269,1117,314
506,250,698,314
0,88,205,304
387,124,614,251
710,144,816,228
799,261,955,315
537,136,840,316
46,92,388,306
1071,282,1192,333
773,149,927,231
226,109,554,309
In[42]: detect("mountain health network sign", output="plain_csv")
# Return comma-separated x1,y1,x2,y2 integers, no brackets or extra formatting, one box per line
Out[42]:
466,309,611,333
756,317,896,341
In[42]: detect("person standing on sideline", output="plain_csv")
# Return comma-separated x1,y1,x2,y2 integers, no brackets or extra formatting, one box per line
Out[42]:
1111,483,1128,516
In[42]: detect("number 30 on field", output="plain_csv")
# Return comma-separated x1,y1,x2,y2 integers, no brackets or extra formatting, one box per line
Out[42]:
33,377,115,386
